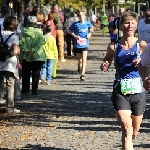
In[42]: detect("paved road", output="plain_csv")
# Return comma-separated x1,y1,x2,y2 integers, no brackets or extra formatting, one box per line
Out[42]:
0,31,150,150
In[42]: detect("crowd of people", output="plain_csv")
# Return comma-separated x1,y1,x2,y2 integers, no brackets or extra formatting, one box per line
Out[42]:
0,4,94,113
0,2,150,149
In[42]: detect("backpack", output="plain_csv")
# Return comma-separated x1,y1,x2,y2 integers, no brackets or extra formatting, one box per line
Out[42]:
0,26,14,61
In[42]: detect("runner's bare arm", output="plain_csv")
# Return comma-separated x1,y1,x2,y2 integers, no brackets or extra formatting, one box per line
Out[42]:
87,26,94,39
103,43,114,63
69,31,78,39
138,40,148,81
100,43,114,71
139,40,147,53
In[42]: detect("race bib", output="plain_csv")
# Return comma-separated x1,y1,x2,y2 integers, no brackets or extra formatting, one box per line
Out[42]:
120,78,142,95
77,38,87,46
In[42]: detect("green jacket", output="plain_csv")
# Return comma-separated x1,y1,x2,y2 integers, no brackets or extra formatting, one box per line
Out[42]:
19,27,46,62
100,14,108,25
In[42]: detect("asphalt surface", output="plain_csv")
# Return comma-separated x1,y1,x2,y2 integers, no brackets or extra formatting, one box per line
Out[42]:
0,31,150,150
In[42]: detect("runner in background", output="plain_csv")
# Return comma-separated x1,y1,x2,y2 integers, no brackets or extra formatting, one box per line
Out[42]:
113,8,126,40
69,9,93,81
100,12,108,37
90,11,97,28
108,14,117,42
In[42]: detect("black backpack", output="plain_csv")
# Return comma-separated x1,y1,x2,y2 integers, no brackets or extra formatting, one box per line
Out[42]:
0,26,14,61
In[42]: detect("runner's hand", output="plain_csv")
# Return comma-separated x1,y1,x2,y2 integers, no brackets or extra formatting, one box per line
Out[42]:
75,35,80,40
132,58,141,67
113,29,118,34
100,61,109,72
87,33,92,39
143,76,150,91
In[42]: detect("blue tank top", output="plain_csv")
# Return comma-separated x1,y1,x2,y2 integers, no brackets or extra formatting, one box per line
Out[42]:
115,42,140,80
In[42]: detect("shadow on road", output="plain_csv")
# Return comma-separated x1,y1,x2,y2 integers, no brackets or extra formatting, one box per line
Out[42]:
0,90,116,127
0,144,71,150
0,89,150,133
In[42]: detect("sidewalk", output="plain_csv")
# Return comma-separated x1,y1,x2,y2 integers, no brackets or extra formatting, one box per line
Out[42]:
0,31,150,150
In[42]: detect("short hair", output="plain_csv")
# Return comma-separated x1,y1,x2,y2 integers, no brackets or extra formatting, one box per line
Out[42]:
77,9,87,17
45,25,51,33
3,16,18,31
119,8,126,12
33,5,38,11
1,4,10,15
119,11,138,25
48,13,53,20
37,12,44,22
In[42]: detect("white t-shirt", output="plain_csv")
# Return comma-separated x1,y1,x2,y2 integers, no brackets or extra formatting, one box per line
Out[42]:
138,19,150,67
138,19,150,43
90,14,97,22
0,31,19,78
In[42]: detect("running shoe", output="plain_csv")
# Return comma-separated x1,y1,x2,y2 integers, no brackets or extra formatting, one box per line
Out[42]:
80,75,85,81
40,77,49,85
60,59,66,62
6,108,20,113
0,98,6,104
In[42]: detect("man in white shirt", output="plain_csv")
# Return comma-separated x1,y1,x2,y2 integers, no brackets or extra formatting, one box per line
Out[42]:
90,11,97,26
138,9,150,66
138,9,150,87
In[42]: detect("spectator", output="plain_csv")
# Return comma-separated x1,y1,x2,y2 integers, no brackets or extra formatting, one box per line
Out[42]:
108,14,117,42
90,11,97,26
19,15,46,95
113,8,126,40
37,11,46,34
64,12,75,56
40,25,58,85
45,12,56,38
23,6,31,27
100,12,108,36
0,5,14,104
53,4,66,62
0,16,20,113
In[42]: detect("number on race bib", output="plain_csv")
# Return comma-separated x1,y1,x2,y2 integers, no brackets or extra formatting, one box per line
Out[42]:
120,78,142,94
77,38,87,46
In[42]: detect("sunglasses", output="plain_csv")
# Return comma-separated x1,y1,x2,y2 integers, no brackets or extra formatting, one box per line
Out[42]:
145,15,150,17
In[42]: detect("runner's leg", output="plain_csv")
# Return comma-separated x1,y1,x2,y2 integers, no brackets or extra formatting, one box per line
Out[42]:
131,115,143,139
116,110,134,150
81,51,88,75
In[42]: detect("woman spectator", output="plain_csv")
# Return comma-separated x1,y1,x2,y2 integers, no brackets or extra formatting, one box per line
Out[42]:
19,15,46,95
0,16,20,113
45,12,56,38
37,11,46,34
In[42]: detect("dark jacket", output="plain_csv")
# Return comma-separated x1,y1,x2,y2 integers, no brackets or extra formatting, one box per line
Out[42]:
53,12,63,30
